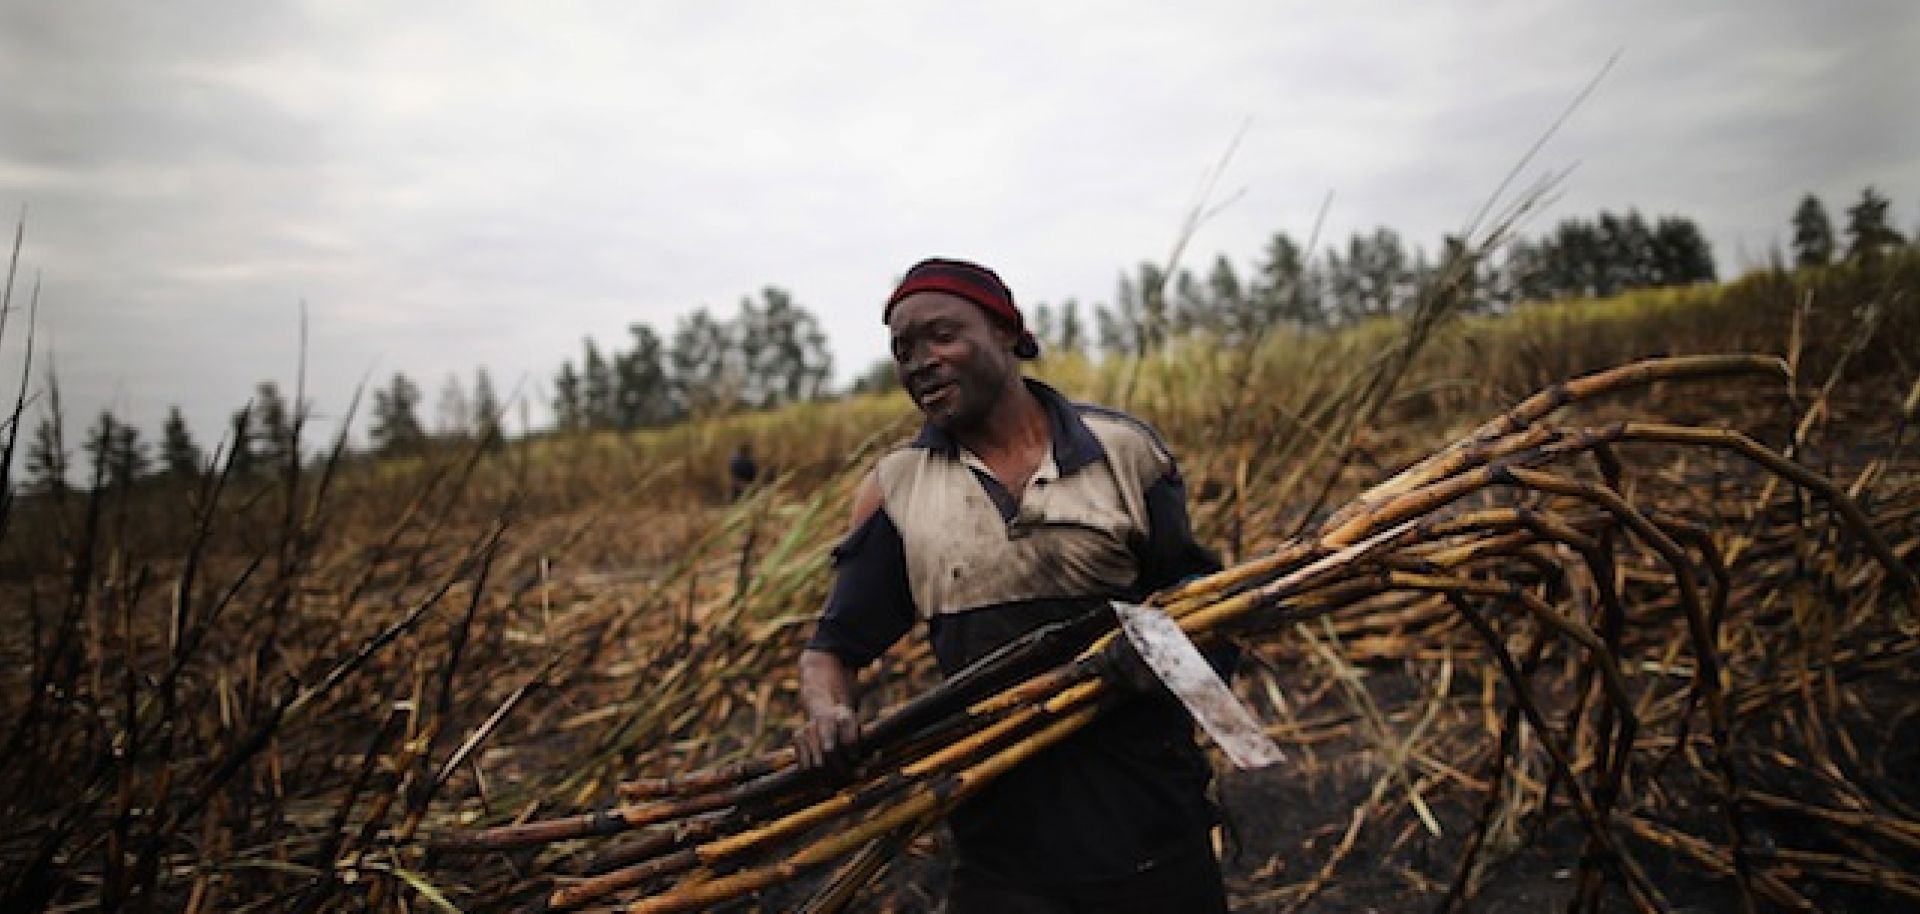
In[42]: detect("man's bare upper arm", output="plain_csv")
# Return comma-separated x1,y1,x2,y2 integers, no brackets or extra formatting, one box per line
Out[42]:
848,469,883,530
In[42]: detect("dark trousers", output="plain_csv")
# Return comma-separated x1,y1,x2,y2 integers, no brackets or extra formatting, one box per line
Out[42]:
944,835,1230,914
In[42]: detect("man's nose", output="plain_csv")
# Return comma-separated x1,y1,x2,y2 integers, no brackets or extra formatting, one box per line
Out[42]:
904,344,936,375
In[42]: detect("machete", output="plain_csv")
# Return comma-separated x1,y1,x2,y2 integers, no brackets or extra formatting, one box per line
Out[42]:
1113,601,1286,769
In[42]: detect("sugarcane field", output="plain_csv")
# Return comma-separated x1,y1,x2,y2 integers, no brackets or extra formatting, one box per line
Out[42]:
6,226,1919,913
5,8,1918,910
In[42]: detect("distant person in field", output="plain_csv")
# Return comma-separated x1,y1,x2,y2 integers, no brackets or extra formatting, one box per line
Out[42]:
793,258,1231,912
728,442,758,501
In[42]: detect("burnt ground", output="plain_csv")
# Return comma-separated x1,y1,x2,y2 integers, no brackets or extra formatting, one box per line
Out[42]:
1208,654,1920,914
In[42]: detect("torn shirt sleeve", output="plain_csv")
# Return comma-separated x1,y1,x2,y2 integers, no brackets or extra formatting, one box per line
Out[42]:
806,507,918,668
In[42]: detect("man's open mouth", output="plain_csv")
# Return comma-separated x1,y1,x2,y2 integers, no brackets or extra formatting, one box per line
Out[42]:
914,380,955,405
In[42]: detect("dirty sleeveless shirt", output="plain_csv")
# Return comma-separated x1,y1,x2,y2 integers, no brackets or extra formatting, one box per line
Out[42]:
807,379,1223,888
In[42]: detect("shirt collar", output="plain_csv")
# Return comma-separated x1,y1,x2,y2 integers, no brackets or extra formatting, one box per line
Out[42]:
908,378,1105,475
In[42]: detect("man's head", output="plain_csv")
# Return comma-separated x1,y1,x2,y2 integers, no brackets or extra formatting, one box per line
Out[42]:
884,258,1037,431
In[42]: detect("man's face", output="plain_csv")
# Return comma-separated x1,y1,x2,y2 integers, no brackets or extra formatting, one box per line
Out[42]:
887,292,1019,431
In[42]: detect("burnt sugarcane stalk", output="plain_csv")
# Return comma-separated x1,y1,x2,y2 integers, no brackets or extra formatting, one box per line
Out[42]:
626,693,1110,914
442,610,1112,855
549,661,1115,909
615,606,1111,805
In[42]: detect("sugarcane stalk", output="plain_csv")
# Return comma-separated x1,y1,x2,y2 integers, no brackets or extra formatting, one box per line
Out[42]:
1328,355,1790,530
627,699,1106,914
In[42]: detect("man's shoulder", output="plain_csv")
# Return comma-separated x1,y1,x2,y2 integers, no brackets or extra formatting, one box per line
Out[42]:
1069,401,1174,467
870,438,943,496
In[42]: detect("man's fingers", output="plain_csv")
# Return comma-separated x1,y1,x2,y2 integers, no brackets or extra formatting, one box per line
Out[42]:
822,722,853,768
794,719,854,772
795,725,827,771
834,717,862,752
794,710,862,775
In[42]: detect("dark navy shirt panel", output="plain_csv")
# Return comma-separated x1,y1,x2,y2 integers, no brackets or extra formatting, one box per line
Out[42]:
806,508,916,668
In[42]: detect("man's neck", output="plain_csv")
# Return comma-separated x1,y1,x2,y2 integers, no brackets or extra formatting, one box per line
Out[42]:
951,377,1048,461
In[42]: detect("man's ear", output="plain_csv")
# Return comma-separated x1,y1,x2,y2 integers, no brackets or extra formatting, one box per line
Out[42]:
990,322,1019,354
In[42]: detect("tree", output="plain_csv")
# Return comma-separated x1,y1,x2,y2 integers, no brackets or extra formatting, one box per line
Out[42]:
1546,219,1604,299
736,288,832,408
1252,232,1320,329
84,412,115,485
613,323,674,427
85,411,147,489
1093,301,1133,357
1844,186,1905,263
24,372,68,496
1327,228,1416,321
370,373,426,455
1493,237,1550,305
471,367,504,447
26,414,68,495
436,373,471,437
1100,264,1167,356
1031,303,1056,352
1651,217,1716,285
254,381,295,471
117,421,148,485
1594,210,1658,294
228,407,257,479
1056,299,1087,357
1791,194,1835,267
1132,263,1170,353
160,405,204,480
552,361,585,432
669,307,740,417
581,339,615,429
1169,267,1211,337
1031,300,1090,358
1170,255,1260,342
1434,234,1487,311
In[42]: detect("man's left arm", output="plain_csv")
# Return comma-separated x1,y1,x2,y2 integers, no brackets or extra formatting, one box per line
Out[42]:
1135,459,1238,680
1137,461,1223,591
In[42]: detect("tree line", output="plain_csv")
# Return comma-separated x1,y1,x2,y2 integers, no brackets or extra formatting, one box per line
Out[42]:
24,370,506,497
1019,186,1905,364
1035,208,1717,362
548,286,832,433
1790,187,1907,268
20,186,1913,492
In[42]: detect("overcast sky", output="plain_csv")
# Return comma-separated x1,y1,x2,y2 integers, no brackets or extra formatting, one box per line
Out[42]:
3,1,1915,456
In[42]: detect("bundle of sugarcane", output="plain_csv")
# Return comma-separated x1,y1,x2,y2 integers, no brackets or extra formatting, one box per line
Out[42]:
431,354,1916,913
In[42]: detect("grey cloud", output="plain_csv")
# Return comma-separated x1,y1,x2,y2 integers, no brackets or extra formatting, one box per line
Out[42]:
1,0,1914,457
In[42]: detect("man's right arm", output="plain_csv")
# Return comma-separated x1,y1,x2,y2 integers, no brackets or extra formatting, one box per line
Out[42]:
795,648,862,771
794,471,901,773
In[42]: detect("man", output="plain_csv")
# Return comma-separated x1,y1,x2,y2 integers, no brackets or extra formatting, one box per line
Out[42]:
795,258,1230,912
728,442,758,501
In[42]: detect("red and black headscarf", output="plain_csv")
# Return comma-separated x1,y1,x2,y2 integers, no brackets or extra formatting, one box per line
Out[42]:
884,258,1040,360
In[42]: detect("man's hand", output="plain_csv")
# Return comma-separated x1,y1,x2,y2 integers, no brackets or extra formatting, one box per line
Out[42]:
796,648,863,777
1098,632,1166,696
1098,615,1240,698
794,703,862,775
